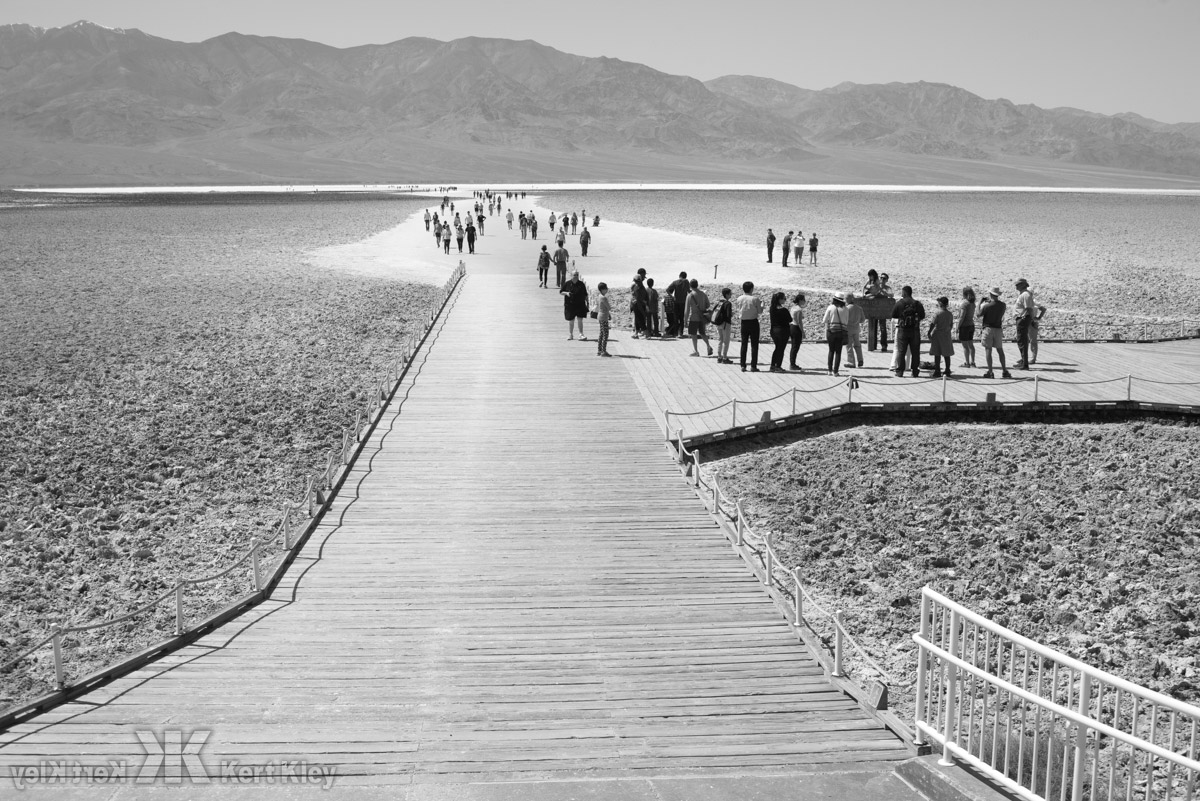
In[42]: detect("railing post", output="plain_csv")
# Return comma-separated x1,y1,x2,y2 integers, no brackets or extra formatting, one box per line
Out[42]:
251,542,263,592
792,387,797,416
940,608,961,766
304,475,316,517
1127,374,1132,401
914,592,931,746
833,611,845,677
792,568,803,624
1082,323,1088,339
732,399,737,429
282,504,293,549
354,409,363,442
51,623,65,690
175,584,185,635
663,411,671,442
1034,374,1040,402
764,533,774,587
1071,673,1092,801
675,429,685,464
341,429,351,464
942,375,947,403
692,449,702,487
847,378,854,404
735,500,745,547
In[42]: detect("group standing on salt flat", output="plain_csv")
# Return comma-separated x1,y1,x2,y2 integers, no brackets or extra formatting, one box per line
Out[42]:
420,193,1047,378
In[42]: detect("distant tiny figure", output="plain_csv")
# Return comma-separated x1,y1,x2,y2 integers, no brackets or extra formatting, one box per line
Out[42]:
957,287,977,368
548,212,557,230
809,233,818,265
579,226,591,256
424,209,431,230
442,222,452,253
556,227,566,248
477,212,485,236
432,220,442,247
519,212,528,239
530,215,538,239
506,209,514,229
927,296,955,377
977,287,1011,379
766,229,776,263
793,231,804,265
570,212,578,234
455,223,465,254
781,231,793,268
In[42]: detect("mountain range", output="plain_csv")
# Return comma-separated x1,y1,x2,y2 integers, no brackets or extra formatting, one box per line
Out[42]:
2,21,1199,187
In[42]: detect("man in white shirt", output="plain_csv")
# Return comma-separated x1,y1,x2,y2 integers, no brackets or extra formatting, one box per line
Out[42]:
734,281,763,372
1014,278,1037,370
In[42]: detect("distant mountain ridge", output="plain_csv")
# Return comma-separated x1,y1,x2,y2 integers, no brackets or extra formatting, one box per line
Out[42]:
1,21,1199,185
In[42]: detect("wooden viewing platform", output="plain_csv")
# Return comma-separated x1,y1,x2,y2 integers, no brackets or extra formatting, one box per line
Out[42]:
4,207,1196,799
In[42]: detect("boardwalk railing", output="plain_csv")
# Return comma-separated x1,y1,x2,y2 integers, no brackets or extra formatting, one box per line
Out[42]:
0,263,467,730
914,587,1200,801
669,433,912,742
664,373,1200,443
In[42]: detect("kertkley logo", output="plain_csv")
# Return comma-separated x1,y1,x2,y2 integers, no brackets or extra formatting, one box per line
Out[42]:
134,729,211,784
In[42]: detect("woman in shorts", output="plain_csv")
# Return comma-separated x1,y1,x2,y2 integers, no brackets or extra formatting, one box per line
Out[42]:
957,287,977,368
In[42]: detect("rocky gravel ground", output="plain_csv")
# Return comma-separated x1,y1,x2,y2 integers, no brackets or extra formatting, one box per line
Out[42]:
0,195,440,711
703,420,1200,721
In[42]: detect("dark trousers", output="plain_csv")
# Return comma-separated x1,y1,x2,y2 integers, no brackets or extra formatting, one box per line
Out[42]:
868,318,889,350
1017,317,1032,364
556,264,566,286
597,320,610,354
895,328,920,375
467,238,475,254
782,247,789,268
581,243,588,256
827,330,847,373
664,308,677,337
770,325,789,369
538,267,548,286
633,305,647,334
740,320,761,368
789,324,803,367
766,243,774,263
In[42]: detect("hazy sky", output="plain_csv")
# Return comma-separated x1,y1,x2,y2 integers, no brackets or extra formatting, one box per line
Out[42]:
9,0,1199,123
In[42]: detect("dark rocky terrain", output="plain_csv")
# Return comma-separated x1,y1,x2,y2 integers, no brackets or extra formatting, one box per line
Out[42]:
704,420,1200,720
0,195,440,711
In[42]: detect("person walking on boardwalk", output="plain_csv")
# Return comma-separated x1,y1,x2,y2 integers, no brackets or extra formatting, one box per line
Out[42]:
781,231,793,268
579,226,591,256
844,292,865,368
531,215,539,240
465,221,477,254
553,243,570,287
713,287,734,363
977,287,1012,379
957,287,977,368
823,292,850,376
596,282,612,357
571,212,578,234
424,209,431,230
477,212,485,236
927,296,955,377
684,279,713,357
536,245,551,288
768,292,792,373
646,277,661,338
455,222,465,254
766,229,776,263
442,222,452,254
507,209,514,230
667,272,691,338
789,293,807,371
548,211,557,231
1013,278,1040,370
809,233,819,265
433,220,442,247
891,286,926,377
794,231,804,266
562,269,589,340
556,226,567,248
735,281,763,372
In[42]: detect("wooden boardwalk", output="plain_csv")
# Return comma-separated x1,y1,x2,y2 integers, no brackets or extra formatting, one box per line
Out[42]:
0,234,923,797
619,330,1200,440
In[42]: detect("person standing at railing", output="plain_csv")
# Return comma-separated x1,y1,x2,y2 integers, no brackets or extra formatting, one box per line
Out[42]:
844,292,865,369
823,292,850,376
646,277,661,338
977,287,1012,379
927,296,955,378
768,292,792,373
713,287,734,364
666,271,690,338
788,293,806,371
891,286,925,378
863,269,891,352
1029,303,1046,363
735,281,763,372
1014,278,1036,370
957,287,977,369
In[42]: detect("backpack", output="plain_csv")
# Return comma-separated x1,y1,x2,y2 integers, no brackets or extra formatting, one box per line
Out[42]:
899,301,920,330
537,251,550,269
713,299,731,326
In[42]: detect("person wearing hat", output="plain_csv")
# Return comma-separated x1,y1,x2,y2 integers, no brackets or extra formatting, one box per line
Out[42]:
844,291,865,369
1014,278,1038,370
823,291,851,376
977,287,1012,379
890,286,926,378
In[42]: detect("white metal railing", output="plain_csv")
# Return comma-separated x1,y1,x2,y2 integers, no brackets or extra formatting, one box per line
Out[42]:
663,373,1200,442
672,434,897,695
0,263,466,719
914,587,1200,801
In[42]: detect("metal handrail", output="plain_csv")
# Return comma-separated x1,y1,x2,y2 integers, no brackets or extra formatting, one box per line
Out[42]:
914,587,1200,801
1,263,466,703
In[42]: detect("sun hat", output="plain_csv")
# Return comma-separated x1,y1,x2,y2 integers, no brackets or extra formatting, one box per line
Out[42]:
833,291,845,302
989,287,1002,297
1015,278,1029,288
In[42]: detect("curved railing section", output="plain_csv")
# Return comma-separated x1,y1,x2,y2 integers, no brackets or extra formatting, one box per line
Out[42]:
664,373,1200,443
0,262,467,730
914,587,1200,801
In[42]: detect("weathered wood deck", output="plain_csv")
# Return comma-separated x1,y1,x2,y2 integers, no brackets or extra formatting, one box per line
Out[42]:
0,232,929,798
